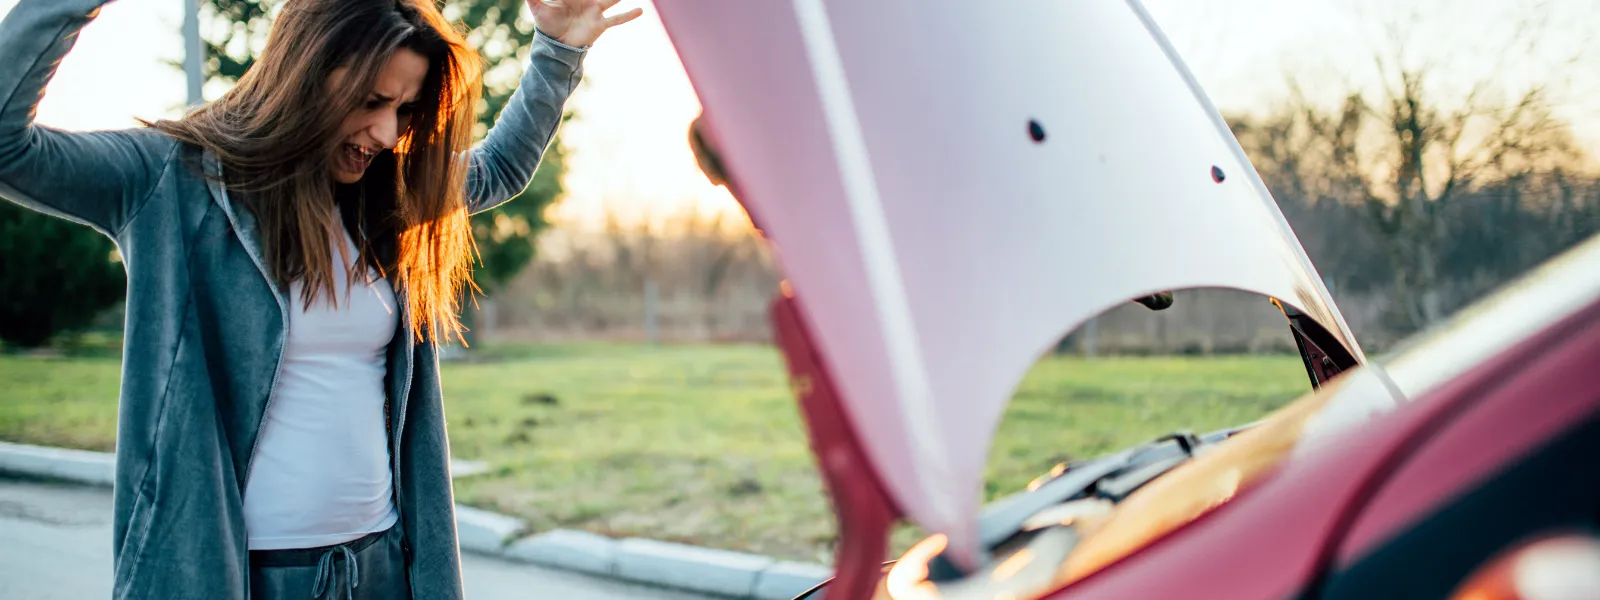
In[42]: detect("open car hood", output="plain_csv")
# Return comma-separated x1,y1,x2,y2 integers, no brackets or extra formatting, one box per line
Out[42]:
655,0,1366,582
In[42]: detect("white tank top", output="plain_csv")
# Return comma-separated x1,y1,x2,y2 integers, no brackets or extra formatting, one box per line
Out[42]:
242,226,399,550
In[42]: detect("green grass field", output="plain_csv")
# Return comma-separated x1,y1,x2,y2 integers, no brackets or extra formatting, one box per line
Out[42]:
0,342,1312,563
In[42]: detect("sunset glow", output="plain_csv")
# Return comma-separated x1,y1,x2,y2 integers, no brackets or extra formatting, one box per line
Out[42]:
3,0,1595,232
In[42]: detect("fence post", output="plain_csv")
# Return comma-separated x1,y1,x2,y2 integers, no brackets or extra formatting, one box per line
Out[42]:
480,297,498,344
644,280,660,345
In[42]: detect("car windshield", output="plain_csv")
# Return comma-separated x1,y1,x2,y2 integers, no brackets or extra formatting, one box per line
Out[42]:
1036,234,1600,592
874,364,1401,600
1042,367,1396,588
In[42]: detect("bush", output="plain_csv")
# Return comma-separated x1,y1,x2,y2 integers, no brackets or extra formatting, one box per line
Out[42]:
0,203,127,348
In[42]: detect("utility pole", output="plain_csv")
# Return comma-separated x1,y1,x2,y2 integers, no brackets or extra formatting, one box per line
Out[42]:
182,0,204,107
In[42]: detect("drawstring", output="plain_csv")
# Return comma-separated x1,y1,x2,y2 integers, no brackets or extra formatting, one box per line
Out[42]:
311,544,360,599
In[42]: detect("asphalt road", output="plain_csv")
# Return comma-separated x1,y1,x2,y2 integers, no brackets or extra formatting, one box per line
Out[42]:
0,476,714,600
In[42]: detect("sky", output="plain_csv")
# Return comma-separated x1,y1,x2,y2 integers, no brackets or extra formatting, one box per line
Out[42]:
2,0,1596,231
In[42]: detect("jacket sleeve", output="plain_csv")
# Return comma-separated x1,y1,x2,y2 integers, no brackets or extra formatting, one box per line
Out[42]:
0,0,171,238
464,29,587,215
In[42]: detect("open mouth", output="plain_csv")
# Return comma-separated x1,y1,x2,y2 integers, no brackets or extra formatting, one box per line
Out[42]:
339,143,379,173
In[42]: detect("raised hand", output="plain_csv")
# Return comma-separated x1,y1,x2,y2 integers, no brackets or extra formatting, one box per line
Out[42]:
527,0,644,48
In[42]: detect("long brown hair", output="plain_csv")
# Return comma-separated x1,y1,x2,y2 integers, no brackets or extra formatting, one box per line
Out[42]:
151,0,482,343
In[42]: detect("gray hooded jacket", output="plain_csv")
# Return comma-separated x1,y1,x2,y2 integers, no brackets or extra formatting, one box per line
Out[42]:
0,1,584,597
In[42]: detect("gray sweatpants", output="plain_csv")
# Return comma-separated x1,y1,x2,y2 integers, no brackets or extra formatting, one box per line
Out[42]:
248,524,411,599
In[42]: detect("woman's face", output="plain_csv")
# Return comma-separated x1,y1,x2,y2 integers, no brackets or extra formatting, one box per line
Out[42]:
329,48,429,184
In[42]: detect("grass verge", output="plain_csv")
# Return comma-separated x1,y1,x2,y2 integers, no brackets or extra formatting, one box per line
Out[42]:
0,342,1310,563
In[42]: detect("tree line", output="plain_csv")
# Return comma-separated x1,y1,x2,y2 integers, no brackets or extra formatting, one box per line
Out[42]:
1232,76,1597,334
4,2,1595,350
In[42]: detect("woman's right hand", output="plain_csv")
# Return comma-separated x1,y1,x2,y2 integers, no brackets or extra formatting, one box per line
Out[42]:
527,0,644,48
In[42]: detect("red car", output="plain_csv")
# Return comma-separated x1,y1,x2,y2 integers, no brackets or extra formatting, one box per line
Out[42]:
659,1,1600,598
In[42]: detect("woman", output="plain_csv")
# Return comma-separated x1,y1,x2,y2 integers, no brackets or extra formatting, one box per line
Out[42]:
0,0,639,597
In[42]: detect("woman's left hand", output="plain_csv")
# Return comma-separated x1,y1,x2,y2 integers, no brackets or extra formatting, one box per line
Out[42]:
528,0,644,48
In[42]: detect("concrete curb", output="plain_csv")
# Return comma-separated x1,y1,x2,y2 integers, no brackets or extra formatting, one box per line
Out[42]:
0,441,117,486
615,538,776,598
454,504,528,555
0,441,832,599
506,529,616,576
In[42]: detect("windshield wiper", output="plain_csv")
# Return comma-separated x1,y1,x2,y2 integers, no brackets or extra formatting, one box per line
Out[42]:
923,426,1246,581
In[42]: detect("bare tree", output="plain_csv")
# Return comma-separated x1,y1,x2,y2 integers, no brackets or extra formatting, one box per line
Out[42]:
1250,0,1592,327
